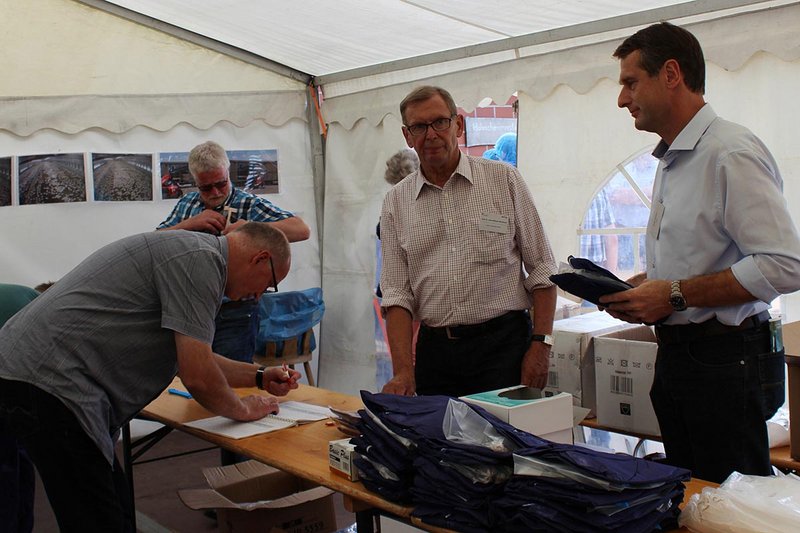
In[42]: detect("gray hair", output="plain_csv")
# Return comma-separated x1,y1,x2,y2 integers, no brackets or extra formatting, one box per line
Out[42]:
188,141,230,179
384,149,419,185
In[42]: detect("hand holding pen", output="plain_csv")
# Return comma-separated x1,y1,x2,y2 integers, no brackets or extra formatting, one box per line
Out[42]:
262,364,301,396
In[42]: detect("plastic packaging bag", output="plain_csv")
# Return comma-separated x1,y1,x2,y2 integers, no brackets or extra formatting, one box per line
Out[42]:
255,288,324,354
679,471,800,532
442,399,514,453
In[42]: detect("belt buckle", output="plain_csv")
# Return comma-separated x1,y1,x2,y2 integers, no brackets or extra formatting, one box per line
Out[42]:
445,326,459,340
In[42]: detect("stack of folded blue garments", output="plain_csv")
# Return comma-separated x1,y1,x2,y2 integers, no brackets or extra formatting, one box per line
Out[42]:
352,391,690,532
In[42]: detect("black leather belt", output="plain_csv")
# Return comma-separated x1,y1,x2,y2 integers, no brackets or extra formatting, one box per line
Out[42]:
421,310,527,340
654,310,770,345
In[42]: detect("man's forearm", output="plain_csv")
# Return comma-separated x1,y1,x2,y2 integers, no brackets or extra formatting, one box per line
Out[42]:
385,306,414,376
681,268,756,308
531,285,556,334
270,217,310,242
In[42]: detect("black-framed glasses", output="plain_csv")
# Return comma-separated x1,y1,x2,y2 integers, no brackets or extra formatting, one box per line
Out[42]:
265,256,279,293
197,179,229,193
405,115,456,136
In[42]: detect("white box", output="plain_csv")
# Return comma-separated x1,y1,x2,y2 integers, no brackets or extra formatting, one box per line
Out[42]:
328,438,359,481
544,311,644,416
380,516,425,532
461,386,573,443
594,328,661,437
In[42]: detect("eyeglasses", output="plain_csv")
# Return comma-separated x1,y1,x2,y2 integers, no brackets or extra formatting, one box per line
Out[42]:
405,116,456,136
265,256,279,293
197,180,229,193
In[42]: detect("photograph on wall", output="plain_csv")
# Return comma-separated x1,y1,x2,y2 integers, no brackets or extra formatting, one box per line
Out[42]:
92,153,153,201
159,152,191,200
0,157,10,207
18,153,86,205
228,150,279,194
160,149,279,199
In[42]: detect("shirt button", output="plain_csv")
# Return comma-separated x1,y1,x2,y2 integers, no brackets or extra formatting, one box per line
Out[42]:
451,247,457,252
453,276,458,281
448,219,453,224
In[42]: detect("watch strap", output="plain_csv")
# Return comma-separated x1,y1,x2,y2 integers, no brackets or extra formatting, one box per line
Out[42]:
255,366,267,390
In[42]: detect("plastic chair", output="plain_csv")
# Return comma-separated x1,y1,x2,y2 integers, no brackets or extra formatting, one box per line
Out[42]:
253,288,324,387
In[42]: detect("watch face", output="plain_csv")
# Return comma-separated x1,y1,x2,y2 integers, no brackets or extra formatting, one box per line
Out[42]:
670,295,687,311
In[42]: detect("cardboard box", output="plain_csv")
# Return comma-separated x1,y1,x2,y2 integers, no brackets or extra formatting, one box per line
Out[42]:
783,320,800,460
178,460,336,533
594,328,661,437
380,515,425,532
461,386,573,444
544,311,644,416
329,438,359,481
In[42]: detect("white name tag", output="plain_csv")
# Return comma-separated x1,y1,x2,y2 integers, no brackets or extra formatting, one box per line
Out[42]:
647,202,665,241
478,213,509,234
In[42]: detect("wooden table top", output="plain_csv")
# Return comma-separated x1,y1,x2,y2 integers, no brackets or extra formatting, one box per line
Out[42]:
142,378,716,532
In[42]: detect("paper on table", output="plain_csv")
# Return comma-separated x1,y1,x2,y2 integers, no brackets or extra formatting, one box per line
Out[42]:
183,401,331,439
277,401,332,423
185,414,297,439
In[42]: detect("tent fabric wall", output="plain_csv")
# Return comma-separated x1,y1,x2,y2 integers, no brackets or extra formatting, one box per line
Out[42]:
318,5,800,394
0,0,307,135
321,3,800,129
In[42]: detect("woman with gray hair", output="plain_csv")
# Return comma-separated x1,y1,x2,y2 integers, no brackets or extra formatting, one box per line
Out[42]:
384,149,419,186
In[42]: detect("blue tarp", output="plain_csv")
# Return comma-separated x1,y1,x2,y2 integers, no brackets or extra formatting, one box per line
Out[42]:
255,288,324,355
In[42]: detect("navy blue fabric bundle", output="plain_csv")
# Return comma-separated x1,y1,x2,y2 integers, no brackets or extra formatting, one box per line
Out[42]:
354,391,690,532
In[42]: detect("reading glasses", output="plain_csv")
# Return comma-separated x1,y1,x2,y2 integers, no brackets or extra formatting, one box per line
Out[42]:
405,116,456,136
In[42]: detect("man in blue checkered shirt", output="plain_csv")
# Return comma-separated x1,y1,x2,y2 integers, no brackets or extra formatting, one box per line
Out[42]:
156,141,309,241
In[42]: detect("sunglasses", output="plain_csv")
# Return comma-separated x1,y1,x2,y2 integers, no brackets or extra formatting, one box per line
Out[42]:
197,180,229,193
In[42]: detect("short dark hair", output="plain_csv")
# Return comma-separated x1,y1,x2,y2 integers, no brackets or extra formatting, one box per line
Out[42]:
400,86,458,124
613,22,705,94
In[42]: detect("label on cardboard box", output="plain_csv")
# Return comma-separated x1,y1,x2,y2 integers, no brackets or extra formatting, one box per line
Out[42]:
594,334,661,437
544,312,644,415
328,438,359,481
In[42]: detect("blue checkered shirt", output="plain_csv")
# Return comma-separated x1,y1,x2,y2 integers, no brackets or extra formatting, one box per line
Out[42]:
157,186,294,229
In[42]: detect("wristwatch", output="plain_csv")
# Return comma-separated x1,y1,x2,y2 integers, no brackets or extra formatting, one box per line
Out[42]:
669,280,688,311
531,334,554,346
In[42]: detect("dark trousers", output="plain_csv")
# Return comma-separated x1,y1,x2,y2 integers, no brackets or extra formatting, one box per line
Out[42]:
0,421,34,533
0,378,134,533
650,323,784,484
415,311,532,397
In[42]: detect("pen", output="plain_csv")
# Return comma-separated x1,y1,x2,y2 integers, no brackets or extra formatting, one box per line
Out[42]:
282,362,291,382
168,388,192,399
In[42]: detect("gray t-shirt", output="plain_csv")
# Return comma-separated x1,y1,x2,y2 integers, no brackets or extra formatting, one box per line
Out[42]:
0,230,227,464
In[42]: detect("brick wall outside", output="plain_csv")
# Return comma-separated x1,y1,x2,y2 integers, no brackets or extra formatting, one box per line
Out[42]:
457,95,518,157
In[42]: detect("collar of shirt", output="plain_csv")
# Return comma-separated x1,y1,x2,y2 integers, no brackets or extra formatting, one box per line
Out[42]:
412,153,474,199
653,104,716,161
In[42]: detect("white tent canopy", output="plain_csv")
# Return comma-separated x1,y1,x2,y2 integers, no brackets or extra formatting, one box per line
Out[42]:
3,0,800,394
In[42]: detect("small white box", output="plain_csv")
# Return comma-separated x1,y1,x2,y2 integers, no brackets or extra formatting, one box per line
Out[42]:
594,328,661,437
328,438,359,481
544,311,644,416
461,386,573,444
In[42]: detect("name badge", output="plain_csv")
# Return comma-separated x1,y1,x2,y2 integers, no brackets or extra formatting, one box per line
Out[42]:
478,213,509,234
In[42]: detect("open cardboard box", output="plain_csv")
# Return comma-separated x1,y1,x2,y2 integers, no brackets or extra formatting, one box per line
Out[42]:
178,460,336,533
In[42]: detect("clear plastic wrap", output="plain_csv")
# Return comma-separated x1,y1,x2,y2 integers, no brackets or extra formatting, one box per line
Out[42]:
679,471,800,532
442,399,515,453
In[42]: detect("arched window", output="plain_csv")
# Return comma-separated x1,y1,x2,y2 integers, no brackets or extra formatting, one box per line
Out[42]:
578,148,658,280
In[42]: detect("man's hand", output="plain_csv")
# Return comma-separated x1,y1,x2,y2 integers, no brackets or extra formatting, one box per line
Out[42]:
264,366,301,396
381,372,415,396
237,394,280,421
521,342,550,390
599,279,672,324
179,210,227,234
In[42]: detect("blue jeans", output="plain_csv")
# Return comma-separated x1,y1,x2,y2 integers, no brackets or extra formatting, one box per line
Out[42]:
650,323,784,483
212,301,261,363
0,378,134,533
